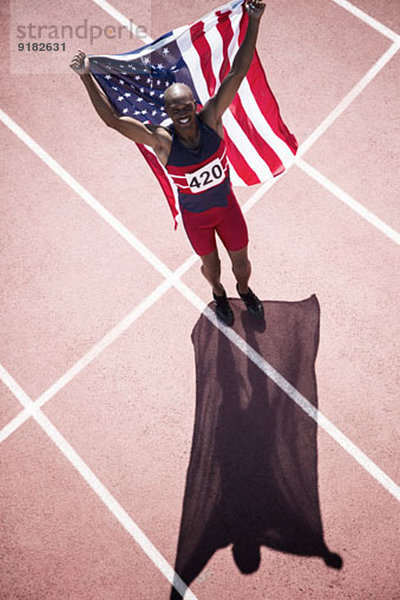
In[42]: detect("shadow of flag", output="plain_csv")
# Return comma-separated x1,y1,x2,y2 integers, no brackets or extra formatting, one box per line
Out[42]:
171,295,342,598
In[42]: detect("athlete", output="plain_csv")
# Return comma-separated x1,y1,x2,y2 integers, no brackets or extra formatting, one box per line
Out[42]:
70,0,266,326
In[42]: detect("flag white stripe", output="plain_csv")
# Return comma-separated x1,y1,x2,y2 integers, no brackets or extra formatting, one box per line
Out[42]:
204,27,225,88
177,28,210,103
226,7,242,61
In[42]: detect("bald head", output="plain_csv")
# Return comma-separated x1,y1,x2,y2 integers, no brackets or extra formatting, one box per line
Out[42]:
164,83,194,109
164,82,197,130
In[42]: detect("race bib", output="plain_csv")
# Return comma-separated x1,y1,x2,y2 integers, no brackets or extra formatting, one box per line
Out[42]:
186,157,226,194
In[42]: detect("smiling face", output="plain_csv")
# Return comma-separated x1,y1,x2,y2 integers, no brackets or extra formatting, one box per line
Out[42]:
164,83,197,130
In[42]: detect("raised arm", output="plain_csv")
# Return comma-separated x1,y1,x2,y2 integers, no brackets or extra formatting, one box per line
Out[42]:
69,49,170,156
202,0,265,125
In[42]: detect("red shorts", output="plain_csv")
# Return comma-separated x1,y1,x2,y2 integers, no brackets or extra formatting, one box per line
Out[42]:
180,190,249,256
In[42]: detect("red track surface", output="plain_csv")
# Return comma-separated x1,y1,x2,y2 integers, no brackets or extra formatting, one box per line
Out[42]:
1,1,399,599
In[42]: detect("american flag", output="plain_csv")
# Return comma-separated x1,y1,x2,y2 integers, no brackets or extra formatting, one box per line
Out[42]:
88,0,298,228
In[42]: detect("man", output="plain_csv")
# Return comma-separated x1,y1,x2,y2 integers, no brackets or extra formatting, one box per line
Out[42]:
70,0,266,326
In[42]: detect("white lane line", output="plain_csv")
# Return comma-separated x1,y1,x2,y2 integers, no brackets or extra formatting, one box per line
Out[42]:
330,0,400,44
0,364,198,600
0,109,171,282
297,158,400,246
0,409,34,445
0,366,32,410
0,278,176,444
242,177,279,213
91,0,153,44
298,41,399,158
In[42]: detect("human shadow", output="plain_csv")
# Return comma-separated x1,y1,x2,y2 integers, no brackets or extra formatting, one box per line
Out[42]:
170,295,342,599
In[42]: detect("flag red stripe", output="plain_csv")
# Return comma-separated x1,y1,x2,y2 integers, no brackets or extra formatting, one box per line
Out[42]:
238,10,298,155
217,10,285,176
190,16,260,184
216,10,233,82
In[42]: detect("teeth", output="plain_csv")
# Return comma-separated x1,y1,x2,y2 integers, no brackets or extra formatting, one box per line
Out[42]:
179,117,190,124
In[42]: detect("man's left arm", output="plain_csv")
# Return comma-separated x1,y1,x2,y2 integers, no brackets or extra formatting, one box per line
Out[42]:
203,0,266,124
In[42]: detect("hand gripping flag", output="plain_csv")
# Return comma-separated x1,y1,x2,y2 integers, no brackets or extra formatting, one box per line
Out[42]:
88,0,298,228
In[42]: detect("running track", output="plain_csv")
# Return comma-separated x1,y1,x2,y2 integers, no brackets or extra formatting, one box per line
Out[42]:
0,0,399,598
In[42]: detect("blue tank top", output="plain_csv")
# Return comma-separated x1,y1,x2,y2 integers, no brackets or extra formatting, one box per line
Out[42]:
165,117,231,213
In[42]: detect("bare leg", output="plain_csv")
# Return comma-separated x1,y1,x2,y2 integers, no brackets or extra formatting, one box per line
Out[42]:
200,249,225,296
200,249,234,325
227,246,251,294
227,245,264,319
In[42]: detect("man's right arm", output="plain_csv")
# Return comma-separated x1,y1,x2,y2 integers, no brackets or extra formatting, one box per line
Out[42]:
78,72,154,144
70,49,168,153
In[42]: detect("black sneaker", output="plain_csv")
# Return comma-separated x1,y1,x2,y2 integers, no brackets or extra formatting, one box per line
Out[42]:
213,291,234,326
236,284,264,319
